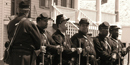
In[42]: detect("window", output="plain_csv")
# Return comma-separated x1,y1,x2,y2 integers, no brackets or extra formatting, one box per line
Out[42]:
11,0,15,15
11,0,31,17
61,0,67,7
40,0,49,8
54,0,58,5
70,0,74,8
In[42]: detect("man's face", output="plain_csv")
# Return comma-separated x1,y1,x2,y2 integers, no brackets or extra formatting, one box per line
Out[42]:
38,19,48,29
59,21,67,32
100,27,109,37
79,24,89,34
112,29,119,38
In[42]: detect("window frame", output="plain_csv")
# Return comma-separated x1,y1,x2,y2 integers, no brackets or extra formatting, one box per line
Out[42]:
70,0,74,8
39,0,49,9
61,0,67,7
54,0,58,5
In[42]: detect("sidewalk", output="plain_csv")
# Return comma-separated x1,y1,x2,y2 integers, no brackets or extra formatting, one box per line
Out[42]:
0,60,8,65
0,60,4,65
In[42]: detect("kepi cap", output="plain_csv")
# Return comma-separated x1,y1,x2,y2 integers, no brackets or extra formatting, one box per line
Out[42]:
110,25,120,31
99,22,110,29
56,14,69,25
36,12,51,22
79,18,89,24
19,1,30,10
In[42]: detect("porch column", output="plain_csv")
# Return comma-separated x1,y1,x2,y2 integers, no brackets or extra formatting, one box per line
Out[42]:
75,0,80,23
96,0,101,24
115,0,119,23
50,0,54,18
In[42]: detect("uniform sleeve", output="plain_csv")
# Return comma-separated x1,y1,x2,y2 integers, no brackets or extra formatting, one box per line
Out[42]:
119,40,127,56
107,38,118,53
62,35,77,59
46,31,57,45
24,20,42,50
46,45,58,54
93,38,111,60
52,34,63,45
71,35,79,48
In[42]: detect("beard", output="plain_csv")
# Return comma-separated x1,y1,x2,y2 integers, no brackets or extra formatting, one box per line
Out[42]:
112,34,118,39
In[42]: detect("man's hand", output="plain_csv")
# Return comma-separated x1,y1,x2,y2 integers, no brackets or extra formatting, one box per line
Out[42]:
122,47,127,52
127,46,130,52
57,46,63,54
85,46,90,52
40,46,46,53
77,48,82,54
71,48,76,52
56,45,60,48
111,53,117,62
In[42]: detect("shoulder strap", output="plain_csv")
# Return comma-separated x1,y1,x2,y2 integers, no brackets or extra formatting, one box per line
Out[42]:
7,18,26,51
83,35,94,47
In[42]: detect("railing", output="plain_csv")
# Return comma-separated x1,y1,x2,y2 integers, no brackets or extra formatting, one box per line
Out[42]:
79,10,99,37
56,6,76,21
52,3,99,37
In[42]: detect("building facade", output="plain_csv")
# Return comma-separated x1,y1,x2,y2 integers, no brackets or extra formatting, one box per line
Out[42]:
0,0,116,63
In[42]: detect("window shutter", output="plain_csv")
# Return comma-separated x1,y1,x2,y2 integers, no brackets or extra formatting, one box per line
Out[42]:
101,0,107,4
40,0,49,8
54,0,58,5
41,0,46,6
70,0,74,8
61,0,67,7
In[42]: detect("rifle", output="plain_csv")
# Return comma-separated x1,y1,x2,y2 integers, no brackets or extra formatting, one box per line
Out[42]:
83,35,91,65
40,40,46,65
118,47,121,65
78,39,81,65
86,51,89,65
59,43,63,65
127,43,130,65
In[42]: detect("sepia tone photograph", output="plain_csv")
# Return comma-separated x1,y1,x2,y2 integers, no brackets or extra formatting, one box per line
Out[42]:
0,0,130,65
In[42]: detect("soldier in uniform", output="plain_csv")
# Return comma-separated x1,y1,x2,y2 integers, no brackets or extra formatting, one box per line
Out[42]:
7,1,44,65
93,22,117,65
71,18,97,65
109,25,130,65
36,13,62,65
52,14,78,65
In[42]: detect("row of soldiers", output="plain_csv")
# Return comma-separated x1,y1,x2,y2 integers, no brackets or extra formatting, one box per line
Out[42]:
5,1,130,65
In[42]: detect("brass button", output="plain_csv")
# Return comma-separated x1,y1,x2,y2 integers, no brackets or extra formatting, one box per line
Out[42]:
19,55,21,57
20,44,22,46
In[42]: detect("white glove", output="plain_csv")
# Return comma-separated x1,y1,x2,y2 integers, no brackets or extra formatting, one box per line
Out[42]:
40,46,46,53
71,48,76,52
122,48,126,52
77,48,82,54
112,53,117,59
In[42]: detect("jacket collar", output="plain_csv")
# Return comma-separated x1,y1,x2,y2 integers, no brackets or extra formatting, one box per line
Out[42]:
98,34,107,41
55,29,65,37
37,25,45,34
78,31,87,36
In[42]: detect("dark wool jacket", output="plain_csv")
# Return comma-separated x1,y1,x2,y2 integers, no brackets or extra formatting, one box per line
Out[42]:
71,31,97,65
52,29,77,65
93,34,118,65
